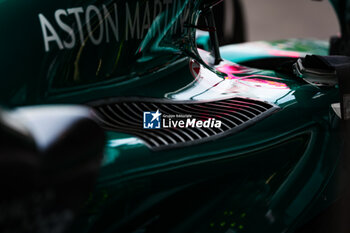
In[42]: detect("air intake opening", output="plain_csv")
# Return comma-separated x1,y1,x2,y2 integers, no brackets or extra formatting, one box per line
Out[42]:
90,97,279,150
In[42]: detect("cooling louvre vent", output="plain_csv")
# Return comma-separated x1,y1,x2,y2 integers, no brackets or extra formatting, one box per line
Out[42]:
91,97,279,150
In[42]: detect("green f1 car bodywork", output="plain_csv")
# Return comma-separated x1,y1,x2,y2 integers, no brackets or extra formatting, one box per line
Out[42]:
0,0,348,232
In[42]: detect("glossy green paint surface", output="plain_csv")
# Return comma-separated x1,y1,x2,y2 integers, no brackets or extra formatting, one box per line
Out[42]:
0,0,198,107
0,0,343,232
71,49,341,232
196,35,330,63
220,39,329,63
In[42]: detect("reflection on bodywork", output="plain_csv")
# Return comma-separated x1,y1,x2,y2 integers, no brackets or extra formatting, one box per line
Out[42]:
103,137,144,166
167,50,293,105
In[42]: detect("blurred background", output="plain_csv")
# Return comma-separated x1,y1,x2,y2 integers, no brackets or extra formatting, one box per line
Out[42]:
243,0,339,41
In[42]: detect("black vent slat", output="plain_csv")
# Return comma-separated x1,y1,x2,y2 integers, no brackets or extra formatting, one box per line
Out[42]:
131,102,147,114
167,104,225,133
141,103,191,143
96,108,172,146
226,99,267,111
122,103,143,122
90,97,279,150
227,98,270,111
202,103,252,122
103,106,135,125
143,104,192,143
223,102,263,115
161,104,223,135
190,104,246,125
133,103,200,142
239,97,273,109
92,113,160,146
211,101,259,117
93,110,164,146
176,105,234,130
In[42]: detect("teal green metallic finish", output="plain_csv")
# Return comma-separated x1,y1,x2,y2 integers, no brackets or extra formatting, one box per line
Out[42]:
220,39,329,63
75,45,339,232
196,36,329,63
0,0,199,107
74,67,340,232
